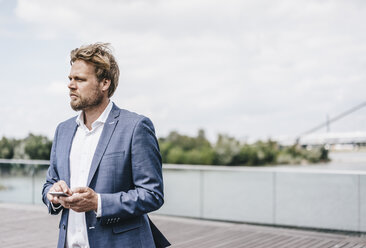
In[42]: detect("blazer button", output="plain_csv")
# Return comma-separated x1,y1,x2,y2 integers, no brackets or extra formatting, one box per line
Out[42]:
62,224,66,230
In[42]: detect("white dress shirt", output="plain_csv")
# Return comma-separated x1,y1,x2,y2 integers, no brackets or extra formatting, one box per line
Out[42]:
66,101,113,248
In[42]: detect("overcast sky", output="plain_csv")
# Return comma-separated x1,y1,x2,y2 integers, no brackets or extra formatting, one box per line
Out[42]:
1,0,366,142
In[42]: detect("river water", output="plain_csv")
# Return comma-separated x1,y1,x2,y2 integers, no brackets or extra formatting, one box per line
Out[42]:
275,151,366,171
0,151,366,205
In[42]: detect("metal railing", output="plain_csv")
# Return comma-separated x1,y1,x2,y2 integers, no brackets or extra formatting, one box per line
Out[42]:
0,159,50,205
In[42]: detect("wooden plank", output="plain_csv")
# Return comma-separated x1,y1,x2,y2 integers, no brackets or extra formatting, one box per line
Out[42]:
1,203,366,248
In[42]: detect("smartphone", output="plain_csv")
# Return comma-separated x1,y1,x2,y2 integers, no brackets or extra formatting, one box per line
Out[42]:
49,192,69,197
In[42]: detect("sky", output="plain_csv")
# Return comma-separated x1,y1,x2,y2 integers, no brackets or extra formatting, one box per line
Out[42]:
1,0,366,142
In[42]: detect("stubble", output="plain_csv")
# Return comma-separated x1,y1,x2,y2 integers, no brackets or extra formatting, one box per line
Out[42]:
70,85,104,111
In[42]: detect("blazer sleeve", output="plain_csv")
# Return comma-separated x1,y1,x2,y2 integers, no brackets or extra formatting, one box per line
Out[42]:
42,124,63,215
99,117,164,224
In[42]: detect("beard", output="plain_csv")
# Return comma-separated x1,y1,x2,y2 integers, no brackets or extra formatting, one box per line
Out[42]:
70,86,104,111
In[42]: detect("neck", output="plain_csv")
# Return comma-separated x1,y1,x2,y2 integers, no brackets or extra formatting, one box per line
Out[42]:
83,98,110,130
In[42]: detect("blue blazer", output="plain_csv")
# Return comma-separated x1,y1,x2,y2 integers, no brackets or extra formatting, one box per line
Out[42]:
42,103,170,248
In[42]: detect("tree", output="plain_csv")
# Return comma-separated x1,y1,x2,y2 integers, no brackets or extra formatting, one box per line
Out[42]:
0,137,17,159
213,134,240,165
23,133,52,160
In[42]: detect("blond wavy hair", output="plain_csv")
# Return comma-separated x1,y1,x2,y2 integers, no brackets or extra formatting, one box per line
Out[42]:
70,43,120,98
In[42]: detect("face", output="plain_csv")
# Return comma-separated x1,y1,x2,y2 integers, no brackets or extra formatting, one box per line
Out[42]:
68,60,104,111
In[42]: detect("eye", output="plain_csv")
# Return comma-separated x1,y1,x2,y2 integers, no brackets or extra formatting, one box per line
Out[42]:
75,77,85,82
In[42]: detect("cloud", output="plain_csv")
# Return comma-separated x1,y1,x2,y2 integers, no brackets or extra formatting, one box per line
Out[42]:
46,81,68,95
5,0,366,140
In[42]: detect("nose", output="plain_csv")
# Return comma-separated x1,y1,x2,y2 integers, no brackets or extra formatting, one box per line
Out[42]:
68,79,76,89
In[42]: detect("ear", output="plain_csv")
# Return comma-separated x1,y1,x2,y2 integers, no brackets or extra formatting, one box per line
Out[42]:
101,79,111,92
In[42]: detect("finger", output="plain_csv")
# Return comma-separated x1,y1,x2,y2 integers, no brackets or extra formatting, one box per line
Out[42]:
58,199,69,208
58,182,72,195
53,184,62,192
52,197,60,204
60,194,79,204
47,187,58,201
58,181,68,191
72,187,88,194
72,207,82,213
58,180,68,187
62,187,73,196
59,196,72,203
47,194,54,202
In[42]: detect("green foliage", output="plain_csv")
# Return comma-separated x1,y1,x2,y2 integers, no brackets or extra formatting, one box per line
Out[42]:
0,130,329,167
0,137,17,159
0,134,52,160
158,130,329,166
213,134,240,165
159,129,215,165
166,147,185,164
277,145,330,164
24,134,52,160
159,129,210,164
230,141,279,166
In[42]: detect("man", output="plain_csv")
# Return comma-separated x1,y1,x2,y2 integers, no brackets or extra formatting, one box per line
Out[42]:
42,43,170,248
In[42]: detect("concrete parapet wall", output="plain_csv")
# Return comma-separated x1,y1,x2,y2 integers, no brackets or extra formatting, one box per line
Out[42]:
157,164,366,232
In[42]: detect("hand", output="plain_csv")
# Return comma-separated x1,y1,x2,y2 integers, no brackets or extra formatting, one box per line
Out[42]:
59,187,98,213
47,180,73,206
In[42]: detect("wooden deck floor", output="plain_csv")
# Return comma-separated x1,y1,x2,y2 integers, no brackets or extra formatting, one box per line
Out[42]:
1,203,366,248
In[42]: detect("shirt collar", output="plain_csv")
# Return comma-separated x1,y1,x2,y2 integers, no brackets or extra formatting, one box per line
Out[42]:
75,101,113,131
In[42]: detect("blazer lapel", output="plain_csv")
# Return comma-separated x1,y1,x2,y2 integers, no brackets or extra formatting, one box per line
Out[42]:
87,105,120,187
63,120,78,187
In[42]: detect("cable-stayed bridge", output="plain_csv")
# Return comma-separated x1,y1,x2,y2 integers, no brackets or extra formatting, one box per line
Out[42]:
277,101,366,149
